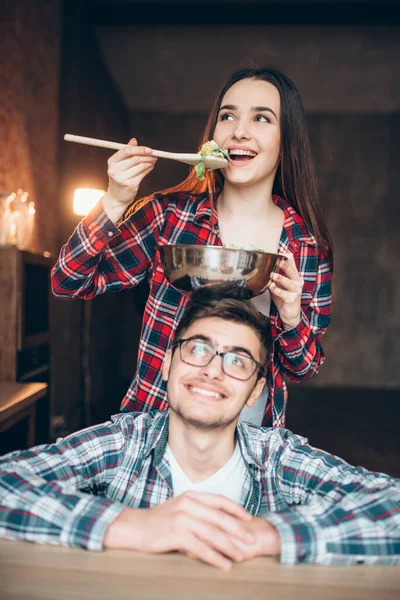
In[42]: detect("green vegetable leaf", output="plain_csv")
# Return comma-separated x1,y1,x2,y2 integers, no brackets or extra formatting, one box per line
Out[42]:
195,161,206,181
223,243,266,252
195,140,228,180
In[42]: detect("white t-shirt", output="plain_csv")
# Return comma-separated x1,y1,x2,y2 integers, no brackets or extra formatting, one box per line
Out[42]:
165,442,247,504
239,289,270,426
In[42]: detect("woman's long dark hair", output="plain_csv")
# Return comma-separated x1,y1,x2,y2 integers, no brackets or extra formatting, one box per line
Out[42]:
126,67,333,266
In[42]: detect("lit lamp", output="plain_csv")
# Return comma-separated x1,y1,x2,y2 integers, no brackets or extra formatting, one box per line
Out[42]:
73,188,105,216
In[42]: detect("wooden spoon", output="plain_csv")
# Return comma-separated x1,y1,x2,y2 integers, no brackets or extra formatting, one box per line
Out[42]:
64,134,228,170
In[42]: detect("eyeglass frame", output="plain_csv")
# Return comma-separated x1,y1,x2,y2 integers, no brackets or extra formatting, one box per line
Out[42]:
171,336,266,381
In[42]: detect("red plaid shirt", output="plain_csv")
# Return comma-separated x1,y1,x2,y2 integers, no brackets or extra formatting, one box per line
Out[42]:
51,192,332,427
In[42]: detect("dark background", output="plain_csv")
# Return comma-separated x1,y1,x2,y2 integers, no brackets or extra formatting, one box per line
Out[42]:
1,0,399,475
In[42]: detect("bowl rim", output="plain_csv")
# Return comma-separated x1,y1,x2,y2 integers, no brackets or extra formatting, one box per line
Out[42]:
155,243,285,259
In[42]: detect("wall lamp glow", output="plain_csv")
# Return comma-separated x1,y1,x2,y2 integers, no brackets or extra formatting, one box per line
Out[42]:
73,188,105,216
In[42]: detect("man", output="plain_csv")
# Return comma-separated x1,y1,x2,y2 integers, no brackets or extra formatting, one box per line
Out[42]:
0,294,399,570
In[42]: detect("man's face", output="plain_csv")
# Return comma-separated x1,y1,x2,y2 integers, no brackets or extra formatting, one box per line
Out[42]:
162,317,266,430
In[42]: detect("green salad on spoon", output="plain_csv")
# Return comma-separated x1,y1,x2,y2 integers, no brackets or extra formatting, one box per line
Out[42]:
195,140,229,181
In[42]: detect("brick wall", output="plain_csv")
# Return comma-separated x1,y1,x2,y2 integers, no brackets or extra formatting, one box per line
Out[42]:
0,0,60,255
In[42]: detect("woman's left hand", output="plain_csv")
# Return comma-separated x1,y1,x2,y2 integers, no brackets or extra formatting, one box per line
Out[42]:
268,253,304,331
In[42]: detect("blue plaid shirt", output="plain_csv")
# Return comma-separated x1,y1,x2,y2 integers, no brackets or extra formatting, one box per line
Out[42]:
0,411,399,565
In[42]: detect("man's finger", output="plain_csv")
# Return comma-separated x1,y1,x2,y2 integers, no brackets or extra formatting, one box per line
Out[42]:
181,533,233,571
177,494,255,544
184,491,252,521
188,519,246,563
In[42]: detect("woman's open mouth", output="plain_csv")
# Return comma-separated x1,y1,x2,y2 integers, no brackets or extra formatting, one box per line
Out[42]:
228,148,257,166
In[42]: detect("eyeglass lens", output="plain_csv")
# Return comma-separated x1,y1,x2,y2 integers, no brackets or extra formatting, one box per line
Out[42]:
180,339,256,380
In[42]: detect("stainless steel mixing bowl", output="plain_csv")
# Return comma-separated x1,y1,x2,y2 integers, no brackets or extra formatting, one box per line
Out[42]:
157,244,285,298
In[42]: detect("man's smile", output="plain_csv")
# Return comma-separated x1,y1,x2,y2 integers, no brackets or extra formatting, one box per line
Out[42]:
185,383,227,400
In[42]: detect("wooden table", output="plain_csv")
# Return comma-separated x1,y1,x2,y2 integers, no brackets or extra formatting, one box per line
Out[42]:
0,382,48,448
0,540,399,600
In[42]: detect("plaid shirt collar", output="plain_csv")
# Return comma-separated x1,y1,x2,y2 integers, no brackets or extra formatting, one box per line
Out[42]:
143,410,266,476
193,193,217,224
273,195,317,247
141,411,169,462
193,192,317,247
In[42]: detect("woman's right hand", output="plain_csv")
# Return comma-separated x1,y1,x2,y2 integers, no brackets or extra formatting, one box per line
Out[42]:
102,137,157,223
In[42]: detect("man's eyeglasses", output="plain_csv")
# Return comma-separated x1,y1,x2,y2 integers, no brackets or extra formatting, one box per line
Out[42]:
172,337,265,381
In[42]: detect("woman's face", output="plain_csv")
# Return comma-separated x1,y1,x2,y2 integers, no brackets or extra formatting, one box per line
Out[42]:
213,78,281,188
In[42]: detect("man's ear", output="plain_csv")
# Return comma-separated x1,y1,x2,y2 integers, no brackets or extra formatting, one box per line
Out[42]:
245,377,266,408
162,348,173,382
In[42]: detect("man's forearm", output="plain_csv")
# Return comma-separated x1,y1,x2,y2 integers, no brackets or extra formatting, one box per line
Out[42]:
261,486,400,565
0,419,128,550
0,470,125,549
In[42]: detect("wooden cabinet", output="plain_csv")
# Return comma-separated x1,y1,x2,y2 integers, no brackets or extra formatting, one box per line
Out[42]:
0,382,48,454
0,246,53,449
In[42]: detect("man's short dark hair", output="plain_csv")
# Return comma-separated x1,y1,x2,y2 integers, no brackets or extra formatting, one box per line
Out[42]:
173,289,271,370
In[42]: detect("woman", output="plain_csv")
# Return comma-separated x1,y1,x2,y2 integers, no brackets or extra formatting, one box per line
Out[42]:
52,67,333,428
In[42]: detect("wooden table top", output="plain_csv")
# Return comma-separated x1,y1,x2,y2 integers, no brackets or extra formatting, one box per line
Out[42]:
1,540,399,600
0,381,48,422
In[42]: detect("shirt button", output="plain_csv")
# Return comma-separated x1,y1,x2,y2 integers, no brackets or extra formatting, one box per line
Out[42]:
108,231,113,237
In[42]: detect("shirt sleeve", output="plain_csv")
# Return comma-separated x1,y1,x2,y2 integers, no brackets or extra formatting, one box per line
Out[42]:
261,433,400,565
0,416,131,550
273,253,332,383
51,196,167,299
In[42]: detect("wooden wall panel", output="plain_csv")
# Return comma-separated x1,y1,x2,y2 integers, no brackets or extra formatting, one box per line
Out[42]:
0,247,19,381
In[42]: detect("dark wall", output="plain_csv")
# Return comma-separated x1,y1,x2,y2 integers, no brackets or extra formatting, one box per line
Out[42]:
285,386,400,477
52,0,136,434
0,0,60,255
308,113,400,387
